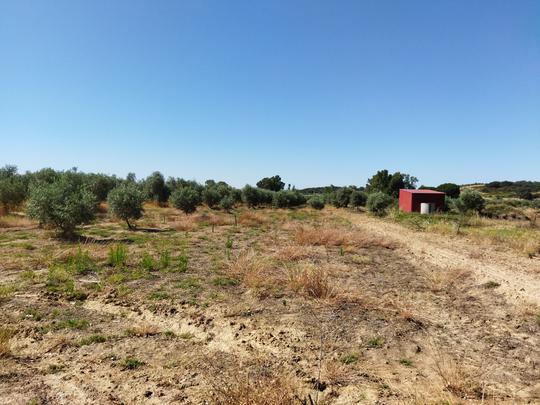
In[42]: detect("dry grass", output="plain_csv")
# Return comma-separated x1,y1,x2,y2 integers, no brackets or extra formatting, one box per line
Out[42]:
274,244,312,262
170,216,196,232
288,264,336,299
423,268,471,293
0,215,34,228
293,225,394,249
0,327,14,358
125,325,159,337
227,249,283,293
211,370,300,405
238,211,267,227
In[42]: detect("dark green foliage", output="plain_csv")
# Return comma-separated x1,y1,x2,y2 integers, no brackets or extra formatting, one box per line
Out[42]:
241,185,273,207
107,183,145,229
144,171,170,204
256,175,285,192
0,165,26,213
349,190,367,208
308,196,325,210
436,183,460,199
272,190,306,208
218,195,235,211
26,171,97,237
483,181,540,198
202,187,222,209
366,192,394,216
366,170,417,198
170,187,201,214
451,189,485,214
333,187,353,208
87,173,118,201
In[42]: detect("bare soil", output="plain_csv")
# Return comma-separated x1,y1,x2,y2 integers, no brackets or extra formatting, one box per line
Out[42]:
1,207,539,404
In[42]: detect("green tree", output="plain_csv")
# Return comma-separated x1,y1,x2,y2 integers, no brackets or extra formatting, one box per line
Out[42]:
0,165,26,213
366,192,394,216
256,175,285,192
144,171,170,204
366,170,417,197
436,183,461,199
26,171,97,237
107,183,145,229
202,186,221,209
170,187,201,214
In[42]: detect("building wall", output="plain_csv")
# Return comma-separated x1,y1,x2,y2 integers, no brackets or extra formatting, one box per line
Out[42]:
410,193,445,212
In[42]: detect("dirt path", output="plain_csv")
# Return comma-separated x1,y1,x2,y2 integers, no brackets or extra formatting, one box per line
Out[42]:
345,212,540,306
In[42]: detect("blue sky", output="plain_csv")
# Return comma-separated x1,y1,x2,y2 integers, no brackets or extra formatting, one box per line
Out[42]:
1,1,539,188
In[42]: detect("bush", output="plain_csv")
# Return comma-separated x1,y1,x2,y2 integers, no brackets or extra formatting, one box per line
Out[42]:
241,185,274,208
107,183,145,229
26,171,97,237
308,196,325,210
452,189,485,214
366,192,394,216
272,191,306,208
333,187,352,208
170,187,201,214
349,190,367,208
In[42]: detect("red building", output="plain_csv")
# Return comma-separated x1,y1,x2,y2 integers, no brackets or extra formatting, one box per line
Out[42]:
399,189,445,213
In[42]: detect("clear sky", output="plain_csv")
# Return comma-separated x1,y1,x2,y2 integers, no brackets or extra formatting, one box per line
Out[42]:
1,1,539,188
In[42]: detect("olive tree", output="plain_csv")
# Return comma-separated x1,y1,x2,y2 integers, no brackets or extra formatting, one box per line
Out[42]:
0,165,26,213
349,190,367,209
26,172,97,237
107,183,145,229
170,187,201,214
366,192,394,216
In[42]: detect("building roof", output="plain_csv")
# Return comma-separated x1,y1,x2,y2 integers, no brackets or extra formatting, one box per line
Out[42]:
400,189,445,194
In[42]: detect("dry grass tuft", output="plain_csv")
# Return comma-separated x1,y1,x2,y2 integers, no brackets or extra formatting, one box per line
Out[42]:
0,327,14,357
170,216,196,232
125,325,159,337
238,211,267,227
211,371,300,405
288,264,336,299
274,244,312,262
227,250,283,293
0,215,34,228
293,225,394,249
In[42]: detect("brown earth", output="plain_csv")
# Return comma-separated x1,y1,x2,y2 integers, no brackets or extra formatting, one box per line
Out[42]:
0,207,539,404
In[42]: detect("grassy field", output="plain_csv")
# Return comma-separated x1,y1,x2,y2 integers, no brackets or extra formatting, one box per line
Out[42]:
1,205,539,404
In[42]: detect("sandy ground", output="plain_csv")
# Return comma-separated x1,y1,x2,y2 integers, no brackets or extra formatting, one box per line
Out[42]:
345,212,540,306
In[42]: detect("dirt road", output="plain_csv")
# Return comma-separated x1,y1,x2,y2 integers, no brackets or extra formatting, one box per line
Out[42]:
346,212,540,306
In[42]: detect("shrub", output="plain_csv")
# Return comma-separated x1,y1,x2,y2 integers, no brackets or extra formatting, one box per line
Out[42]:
333,188,353,208
26,171,97,237
107,183,145,229
452,189,485,214
241,185,274,208
170,187,201,214
308,196,325,210
349,190,367,208
272,191,306,208
366,192,394,216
